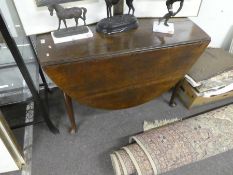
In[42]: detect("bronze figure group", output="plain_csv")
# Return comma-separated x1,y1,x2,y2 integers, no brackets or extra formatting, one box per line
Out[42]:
47,0,184,34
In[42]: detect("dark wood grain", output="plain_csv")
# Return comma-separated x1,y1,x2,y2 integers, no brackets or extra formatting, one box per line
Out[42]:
63,92,77,133
36,18,210,109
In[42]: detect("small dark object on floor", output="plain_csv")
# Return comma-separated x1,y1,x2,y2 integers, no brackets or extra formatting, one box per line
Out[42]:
159,0,184,26
96,14,138,34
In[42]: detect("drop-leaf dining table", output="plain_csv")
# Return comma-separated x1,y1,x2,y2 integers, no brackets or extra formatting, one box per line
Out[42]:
35,18,210,133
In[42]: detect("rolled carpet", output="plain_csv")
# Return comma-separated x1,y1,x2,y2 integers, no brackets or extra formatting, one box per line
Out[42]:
111,104,233,175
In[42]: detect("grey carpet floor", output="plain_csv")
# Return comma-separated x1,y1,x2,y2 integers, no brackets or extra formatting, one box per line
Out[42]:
4,88,233,175
32,89,233,175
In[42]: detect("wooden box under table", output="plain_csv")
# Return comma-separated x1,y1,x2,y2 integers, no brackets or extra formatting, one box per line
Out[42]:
36,18,210,110
178,80,233,109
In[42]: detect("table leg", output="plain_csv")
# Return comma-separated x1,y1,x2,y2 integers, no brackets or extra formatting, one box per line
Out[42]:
169,80,183,107
63,92,77,134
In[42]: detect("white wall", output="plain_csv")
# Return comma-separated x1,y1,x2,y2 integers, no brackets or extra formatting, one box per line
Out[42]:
190,0,233,49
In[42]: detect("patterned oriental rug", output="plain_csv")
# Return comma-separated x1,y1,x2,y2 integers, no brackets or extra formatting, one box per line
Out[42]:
111,104,233,175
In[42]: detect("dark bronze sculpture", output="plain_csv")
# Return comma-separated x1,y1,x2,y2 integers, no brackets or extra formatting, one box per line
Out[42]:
48,4,87,30
48,4,89,38
105,0,135,18
159,0,184,26
96,0,138,34
126,0,135,15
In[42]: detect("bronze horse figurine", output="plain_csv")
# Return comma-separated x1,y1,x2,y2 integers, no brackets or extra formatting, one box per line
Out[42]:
105,0,135,18
159,0,184,26
48,4,87,30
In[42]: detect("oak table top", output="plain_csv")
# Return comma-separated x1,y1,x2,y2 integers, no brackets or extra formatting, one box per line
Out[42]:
37,18,210,66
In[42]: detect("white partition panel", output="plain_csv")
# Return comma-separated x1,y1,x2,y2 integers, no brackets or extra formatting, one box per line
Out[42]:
0,0,17,37
0,114,25,174
0,139,19,173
